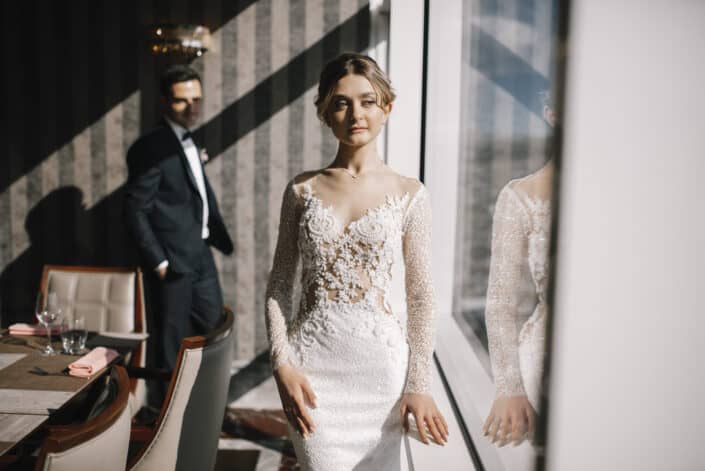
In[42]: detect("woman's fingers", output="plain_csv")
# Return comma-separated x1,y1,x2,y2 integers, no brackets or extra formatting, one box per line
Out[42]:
486,416,500,443
295,415,309,436
525,405,535,438
414,412,430,444
426,415,445,445
511,417,526,445
302,380,318,409
482,410,494,436
433,416,448,442
498,416,513,447
439,414,449,437
484,404,498,437
400,403,409,432
294,397,316,433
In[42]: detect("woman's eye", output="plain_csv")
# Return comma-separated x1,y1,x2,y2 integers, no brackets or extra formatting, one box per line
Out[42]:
334,100,348,109
362,100,376,106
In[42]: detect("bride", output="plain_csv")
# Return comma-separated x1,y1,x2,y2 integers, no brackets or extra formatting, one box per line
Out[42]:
265,53,448,470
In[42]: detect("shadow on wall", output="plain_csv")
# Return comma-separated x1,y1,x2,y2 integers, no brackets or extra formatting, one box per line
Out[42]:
0,0,260,194
0,186,136,325
0,2,372,326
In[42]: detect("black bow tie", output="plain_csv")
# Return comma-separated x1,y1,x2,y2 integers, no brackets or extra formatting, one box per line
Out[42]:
181,131,193,141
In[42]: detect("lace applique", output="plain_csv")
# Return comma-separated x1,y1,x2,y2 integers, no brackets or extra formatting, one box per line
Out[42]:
265,178,437,394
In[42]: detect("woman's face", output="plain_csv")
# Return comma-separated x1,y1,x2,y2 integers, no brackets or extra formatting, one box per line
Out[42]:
326,74,392,147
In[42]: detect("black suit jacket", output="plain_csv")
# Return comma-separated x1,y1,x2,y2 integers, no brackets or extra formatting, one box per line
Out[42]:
124,120,233,273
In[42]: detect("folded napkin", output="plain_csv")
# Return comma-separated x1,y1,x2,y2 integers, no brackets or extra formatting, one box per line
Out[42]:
8,323,61,336
68,347,119,378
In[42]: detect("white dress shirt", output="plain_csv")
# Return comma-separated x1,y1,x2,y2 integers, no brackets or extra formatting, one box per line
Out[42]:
156,118,210,272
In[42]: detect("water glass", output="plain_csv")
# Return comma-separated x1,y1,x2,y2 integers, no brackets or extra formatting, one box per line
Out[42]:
61,314,87,355
35,291,62,356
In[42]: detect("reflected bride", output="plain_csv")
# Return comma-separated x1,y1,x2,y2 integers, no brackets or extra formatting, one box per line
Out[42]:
483,97,555,447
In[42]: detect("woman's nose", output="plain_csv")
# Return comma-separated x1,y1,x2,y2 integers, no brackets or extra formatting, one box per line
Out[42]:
350,102,363,121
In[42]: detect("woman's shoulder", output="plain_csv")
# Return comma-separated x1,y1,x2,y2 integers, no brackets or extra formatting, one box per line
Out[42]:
380,168,425,197
286,170,323,198
504,164,553,202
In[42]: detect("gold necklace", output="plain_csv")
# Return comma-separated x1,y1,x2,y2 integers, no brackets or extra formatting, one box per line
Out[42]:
341,168,359,179
335,160,383,180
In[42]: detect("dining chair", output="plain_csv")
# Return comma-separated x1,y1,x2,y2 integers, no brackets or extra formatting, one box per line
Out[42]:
127,307,234,471
34,365,132,471
40,265,148,414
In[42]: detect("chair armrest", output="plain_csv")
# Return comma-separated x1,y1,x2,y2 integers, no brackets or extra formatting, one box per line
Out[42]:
125,365,172,382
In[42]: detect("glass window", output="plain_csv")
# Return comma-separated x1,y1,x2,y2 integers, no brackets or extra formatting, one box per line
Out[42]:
423,0,561,469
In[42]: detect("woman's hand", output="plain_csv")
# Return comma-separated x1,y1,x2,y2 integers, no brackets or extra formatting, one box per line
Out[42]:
400,393,449,445
483,395,536,446
273,364,317,438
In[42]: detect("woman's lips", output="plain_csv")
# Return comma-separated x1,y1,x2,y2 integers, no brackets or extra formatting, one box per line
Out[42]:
349,127,367,133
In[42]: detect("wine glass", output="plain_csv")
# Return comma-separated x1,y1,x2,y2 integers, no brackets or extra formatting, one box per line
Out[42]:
35,291,62,356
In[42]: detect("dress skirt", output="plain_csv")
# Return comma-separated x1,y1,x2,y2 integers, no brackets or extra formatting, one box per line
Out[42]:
287,299,410,471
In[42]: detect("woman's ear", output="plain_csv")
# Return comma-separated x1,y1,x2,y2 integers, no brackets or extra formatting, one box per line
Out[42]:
382,101,393,122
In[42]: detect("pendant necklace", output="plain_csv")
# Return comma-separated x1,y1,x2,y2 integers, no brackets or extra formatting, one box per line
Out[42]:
342,168,358,179
337,160,383,181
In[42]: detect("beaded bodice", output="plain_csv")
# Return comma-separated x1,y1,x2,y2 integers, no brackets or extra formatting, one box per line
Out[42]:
265,177,436,394
297,183,407,313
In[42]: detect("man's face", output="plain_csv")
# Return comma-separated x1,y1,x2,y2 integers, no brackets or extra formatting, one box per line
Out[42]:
164,79,202,129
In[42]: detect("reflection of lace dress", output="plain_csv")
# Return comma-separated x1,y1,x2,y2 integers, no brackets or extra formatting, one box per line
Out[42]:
486,178,551,410
265,179,435,471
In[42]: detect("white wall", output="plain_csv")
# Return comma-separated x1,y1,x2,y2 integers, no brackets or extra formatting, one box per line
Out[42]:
547,1,705,469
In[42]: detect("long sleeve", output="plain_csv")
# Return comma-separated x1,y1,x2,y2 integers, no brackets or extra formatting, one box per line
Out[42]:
485,185,531,397
124,144,167,269
402,187,436,394
265,181,301,370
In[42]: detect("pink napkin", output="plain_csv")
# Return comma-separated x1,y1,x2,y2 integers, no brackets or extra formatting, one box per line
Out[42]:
68,347,119,378
8,323,61,336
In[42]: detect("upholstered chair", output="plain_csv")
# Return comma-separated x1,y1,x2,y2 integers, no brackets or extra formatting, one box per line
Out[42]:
128,307,234,471
35,366,132,471
40,265,148,414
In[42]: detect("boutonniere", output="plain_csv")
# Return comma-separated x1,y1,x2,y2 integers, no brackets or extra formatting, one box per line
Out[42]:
199,148,209,164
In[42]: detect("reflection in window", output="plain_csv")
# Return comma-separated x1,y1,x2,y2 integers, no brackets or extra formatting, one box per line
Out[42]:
452,0,557,367
451,0,559,454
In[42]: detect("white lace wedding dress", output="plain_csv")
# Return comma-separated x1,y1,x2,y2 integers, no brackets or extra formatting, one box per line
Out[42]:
265,178,435,470
486,176,551,410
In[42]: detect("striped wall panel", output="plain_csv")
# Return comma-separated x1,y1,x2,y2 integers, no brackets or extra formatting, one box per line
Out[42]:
0,0,371,361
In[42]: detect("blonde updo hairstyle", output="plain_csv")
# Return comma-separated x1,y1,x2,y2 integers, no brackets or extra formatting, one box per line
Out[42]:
315,52,396,125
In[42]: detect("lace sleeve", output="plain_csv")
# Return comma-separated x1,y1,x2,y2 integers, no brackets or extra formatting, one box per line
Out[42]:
265,181,301,370
402,186,436,394
486,185,530,397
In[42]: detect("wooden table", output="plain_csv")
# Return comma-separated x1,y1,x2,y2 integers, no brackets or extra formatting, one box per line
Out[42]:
0,414,47,456
0,334,115,457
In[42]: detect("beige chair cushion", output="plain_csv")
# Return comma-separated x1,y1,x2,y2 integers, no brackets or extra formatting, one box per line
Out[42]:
47,270,136,332
129,348,203,471
41,402,132,471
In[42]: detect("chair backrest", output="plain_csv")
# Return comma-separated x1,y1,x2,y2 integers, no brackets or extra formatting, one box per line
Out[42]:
41,265,148,411
35,366,132,471
128,307,234,471
41,265,145,335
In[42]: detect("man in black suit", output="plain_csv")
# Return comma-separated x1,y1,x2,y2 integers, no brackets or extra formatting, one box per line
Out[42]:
124,65,233,407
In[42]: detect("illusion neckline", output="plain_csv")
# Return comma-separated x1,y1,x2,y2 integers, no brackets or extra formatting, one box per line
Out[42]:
301,183,415,233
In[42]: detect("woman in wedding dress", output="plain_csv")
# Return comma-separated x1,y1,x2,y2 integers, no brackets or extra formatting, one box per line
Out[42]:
265,53,448,470
483,98,555,446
